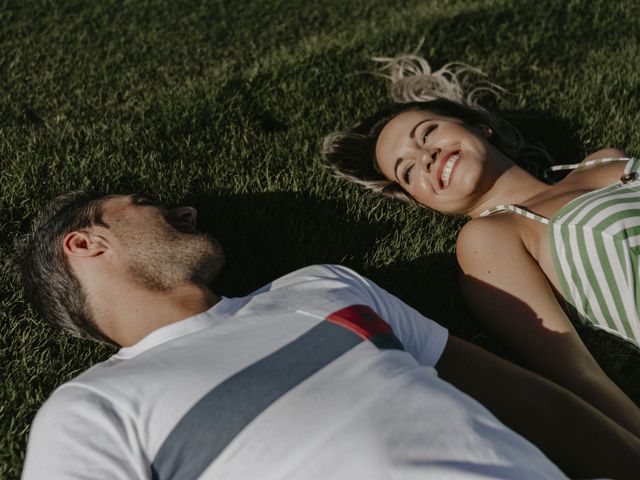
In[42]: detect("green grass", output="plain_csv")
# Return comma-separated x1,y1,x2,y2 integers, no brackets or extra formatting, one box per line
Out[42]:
2,0,640,476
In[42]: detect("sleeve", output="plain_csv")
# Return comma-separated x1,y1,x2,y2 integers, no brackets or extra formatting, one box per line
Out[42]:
326,265,449,367
21,384,148,480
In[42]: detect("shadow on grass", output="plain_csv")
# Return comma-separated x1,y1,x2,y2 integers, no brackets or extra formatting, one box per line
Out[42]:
190,190,395,295
499,109,585,177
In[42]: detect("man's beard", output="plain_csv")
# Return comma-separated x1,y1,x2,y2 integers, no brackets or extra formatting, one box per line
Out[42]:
120,224,225,292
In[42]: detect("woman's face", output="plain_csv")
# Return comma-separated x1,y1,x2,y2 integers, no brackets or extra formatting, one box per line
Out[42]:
375,109,500,215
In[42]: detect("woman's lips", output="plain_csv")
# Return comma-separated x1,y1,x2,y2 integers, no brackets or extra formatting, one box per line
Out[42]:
439,151,461,188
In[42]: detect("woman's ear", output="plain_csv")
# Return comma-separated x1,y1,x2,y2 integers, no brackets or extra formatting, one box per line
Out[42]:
479,124,493,138
63,231,107,258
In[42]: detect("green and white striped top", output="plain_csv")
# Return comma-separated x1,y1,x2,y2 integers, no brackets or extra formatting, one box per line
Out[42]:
480,157,640,346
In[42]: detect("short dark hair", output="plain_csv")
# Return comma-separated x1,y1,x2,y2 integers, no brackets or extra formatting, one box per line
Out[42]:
322,98,549,204
14,190,115,345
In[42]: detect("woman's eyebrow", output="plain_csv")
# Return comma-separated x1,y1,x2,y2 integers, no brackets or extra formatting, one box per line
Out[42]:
409,118,431,138
390,118,432,183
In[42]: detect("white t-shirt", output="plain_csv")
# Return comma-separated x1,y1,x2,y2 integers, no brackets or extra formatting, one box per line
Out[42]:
22,265,566,479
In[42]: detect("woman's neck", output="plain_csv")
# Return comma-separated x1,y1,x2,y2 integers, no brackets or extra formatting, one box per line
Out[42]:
467,165,551,218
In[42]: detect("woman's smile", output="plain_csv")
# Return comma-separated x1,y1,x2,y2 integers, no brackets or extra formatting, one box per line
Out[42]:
374,109,498,213
439,150,461,188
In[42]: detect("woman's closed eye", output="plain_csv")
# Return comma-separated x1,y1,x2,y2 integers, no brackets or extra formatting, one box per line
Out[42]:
403,163,414,183
422,124,437,145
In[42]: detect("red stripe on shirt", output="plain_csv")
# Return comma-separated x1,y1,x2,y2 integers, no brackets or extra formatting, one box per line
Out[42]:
326,305,393,340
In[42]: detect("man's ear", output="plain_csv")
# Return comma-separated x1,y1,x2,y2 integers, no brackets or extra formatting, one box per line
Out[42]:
63,231,108,258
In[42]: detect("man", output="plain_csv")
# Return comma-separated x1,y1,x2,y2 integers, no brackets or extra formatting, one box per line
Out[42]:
17,191,640,479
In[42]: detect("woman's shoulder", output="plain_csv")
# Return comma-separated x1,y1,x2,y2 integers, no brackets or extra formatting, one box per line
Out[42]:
457,215,524,260
562,148,629,187
581,147,628,163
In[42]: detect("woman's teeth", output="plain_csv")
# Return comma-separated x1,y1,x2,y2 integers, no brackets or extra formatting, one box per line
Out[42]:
441,153,460,187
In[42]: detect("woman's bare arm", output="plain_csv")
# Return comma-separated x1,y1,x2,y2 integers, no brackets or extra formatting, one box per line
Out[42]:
456,216,640,439
437,335,640,479
583,147,627,162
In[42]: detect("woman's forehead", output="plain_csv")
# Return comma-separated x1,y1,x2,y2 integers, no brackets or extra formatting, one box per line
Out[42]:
386,109,452,129
376,111,431,161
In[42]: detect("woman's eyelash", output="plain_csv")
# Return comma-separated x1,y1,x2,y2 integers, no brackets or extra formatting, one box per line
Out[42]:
422,125,437,144
403,164,414,183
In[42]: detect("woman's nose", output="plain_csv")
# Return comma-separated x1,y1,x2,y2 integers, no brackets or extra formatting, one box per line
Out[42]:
423,147,440,172
169,206,198,226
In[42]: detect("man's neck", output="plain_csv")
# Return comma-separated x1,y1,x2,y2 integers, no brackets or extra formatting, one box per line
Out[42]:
96,283,220,347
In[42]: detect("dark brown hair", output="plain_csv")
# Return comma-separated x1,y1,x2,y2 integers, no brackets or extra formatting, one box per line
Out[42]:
14,191,116,345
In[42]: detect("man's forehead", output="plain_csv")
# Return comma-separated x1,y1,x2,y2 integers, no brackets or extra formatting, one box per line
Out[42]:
103,193,158,204
100,194,159,217
101,194,134,209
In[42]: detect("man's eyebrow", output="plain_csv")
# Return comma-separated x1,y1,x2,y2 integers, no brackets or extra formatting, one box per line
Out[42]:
409,118,431,138
131,193,160,205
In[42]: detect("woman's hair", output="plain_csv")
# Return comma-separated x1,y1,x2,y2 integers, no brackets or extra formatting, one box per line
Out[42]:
322,53,551,203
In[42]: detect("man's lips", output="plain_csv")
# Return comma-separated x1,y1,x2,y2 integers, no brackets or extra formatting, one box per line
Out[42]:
172,221,197,233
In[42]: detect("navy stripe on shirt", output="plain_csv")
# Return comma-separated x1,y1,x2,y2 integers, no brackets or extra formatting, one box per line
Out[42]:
151,306,405,480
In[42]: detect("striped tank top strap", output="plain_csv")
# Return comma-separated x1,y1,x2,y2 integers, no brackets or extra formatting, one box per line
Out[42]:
622,156,640,174
544,157,633,182
479,204,550,225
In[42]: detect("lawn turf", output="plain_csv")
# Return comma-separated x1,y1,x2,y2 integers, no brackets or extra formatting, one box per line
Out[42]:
2,0,640,476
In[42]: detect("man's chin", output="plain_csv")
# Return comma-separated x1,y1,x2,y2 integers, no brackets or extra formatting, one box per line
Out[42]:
192,241,225,286
191,260,224,287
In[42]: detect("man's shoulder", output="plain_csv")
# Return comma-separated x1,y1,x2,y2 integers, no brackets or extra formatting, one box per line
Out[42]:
240,265,381,312
30,380,119,436
278,264,362,281
34,351,128,413
22,371,141,479
266,264,371,293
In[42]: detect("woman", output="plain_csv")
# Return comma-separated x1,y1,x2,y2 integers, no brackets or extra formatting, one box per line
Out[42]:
322,54,640,438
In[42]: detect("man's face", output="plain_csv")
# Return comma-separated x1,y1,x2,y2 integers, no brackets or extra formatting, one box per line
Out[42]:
97,194,224,291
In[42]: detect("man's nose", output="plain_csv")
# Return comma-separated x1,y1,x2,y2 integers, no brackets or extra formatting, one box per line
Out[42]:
169,206,198,226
